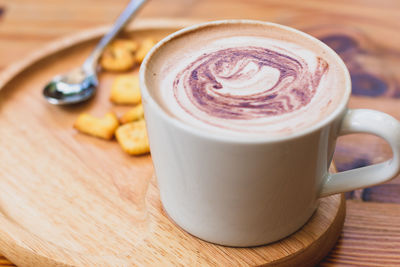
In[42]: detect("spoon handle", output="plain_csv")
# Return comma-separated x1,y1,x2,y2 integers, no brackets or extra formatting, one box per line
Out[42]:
83,0,147,71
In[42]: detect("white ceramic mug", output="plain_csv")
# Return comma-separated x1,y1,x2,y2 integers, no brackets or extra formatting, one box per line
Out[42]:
139,20,400,246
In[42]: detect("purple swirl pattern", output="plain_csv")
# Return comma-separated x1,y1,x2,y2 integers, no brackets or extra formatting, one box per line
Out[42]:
173,46,329,121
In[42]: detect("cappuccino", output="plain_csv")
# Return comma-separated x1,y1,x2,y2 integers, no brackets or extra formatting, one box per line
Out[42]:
139,20,400,247
145,22,347,137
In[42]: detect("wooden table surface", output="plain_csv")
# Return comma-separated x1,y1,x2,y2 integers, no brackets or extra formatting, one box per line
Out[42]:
1,0,399,266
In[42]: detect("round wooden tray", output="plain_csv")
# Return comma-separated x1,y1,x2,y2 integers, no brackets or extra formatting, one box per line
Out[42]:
0,19,345,266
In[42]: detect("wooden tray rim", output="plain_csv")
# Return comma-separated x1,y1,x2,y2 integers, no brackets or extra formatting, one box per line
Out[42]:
0,18,345,266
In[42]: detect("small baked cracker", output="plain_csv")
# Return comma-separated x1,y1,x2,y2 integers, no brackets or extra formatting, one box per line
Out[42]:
120,104,144,124
116,119,150,155
112,39,139,52
74,112,119,140
100,39,138,71
110,74,142,105
135,38,156,63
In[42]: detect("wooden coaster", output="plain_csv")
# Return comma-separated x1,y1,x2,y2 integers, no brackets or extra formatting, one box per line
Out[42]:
0,19,345,266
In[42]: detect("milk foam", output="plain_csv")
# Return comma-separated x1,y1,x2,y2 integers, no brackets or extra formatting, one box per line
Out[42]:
146,24,346,137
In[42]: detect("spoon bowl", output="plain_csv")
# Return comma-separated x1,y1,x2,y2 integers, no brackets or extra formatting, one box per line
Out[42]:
43,67,98,105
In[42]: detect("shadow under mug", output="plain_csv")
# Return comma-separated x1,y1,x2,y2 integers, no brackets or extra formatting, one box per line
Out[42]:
139,20,400,247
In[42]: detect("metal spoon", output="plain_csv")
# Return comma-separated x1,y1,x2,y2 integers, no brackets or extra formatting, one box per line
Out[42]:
43,0,147,105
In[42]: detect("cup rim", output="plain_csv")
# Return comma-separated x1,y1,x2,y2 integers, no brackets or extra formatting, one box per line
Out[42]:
139,19,351,144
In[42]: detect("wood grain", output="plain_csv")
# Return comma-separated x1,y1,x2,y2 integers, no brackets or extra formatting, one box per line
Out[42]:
322,201,400,266
1,0,400,266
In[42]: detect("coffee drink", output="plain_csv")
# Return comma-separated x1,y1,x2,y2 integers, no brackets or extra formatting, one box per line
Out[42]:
145,22,347,137
140,20,400,247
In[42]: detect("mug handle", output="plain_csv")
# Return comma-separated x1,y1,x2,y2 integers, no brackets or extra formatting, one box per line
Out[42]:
320,109,400,197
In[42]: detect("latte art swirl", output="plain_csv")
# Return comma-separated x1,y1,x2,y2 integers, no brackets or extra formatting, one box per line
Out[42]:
151,33,344,137
173,47,329,121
